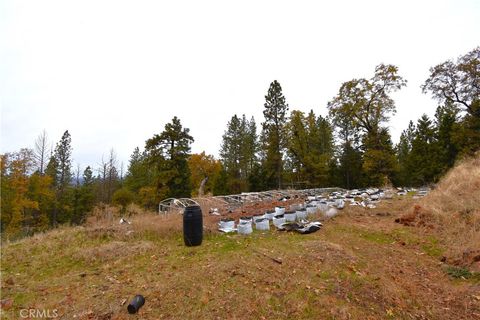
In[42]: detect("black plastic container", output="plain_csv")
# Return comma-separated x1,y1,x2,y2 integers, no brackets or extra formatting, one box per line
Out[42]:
127,295,145,314
183,205,203,246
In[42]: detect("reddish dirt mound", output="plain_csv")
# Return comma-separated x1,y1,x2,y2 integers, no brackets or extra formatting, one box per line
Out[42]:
394,204,435,228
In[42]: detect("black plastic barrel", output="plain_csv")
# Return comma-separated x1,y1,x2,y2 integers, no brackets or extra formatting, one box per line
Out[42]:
183,205,203,246
127,295,145,314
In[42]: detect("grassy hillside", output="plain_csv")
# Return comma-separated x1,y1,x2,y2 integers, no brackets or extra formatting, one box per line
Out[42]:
397,153,480,270
2,195,479,319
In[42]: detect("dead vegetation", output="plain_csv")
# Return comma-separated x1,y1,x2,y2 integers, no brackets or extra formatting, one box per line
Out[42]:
75,241,155,263
396,153,480,270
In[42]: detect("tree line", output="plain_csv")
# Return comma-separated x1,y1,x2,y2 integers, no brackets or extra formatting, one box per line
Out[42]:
1,47,478,238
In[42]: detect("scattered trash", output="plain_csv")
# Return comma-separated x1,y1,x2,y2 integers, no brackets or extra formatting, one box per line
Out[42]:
106,275,120,284
218,227,236,233
277,221,323,234
119,218,131,225
209,208,220,216
127,295,145,314
296,221,322,234
252,249,283,264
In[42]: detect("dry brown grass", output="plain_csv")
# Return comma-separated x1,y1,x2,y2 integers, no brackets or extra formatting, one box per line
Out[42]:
2,195,479,319
85,204,184,242
398,153,480,269
422,153,480,218
74,240,155,263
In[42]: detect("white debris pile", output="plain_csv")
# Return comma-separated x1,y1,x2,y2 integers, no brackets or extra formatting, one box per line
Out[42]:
333,187,430,209
119,218,131,225
216,187,430,234
209,208,220,216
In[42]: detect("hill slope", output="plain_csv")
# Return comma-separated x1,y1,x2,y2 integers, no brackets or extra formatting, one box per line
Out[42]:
397,153,480,270
2,195,479,319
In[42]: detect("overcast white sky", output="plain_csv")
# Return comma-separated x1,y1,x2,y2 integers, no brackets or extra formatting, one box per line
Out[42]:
1,0,479,171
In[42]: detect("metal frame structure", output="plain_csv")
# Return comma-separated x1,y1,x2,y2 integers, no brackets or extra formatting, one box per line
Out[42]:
158,187,345,214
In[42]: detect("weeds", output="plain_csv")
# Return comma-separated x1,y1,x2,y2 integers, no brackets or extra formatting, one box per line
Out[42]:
445,266,474,279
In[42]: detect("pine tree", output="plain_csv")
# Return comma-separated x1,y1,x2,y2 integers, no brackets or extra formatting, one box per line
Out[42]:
408,115,443,185
48,130,74,225
241,115,258,184
285,110,335,188
434,103,460,171
220,115,243,193
55,131,73,189
124,147,153,195
362,128,397,186
220,114,259,193
145,116,194,199
396,121,415,186
338,143,364,189
311,114,335,186
261,80,289,189
71,166,95,224
212,165,229,196
286,110,308,187
27,172,54,232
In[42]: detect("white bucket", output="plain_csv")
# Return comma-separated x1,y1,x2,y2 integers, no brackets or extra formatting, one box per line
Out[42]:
255,218,270,231
272,215,286,227
253,214,265,223
284,211,296,222
275,206,285,215
239,216,253,224
325,207,338,217
219,219,235,229
306,206,317,216
296,209,307,220
237,222,253,235
335,199,345,209
264,211,275,220
317,202,328,213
